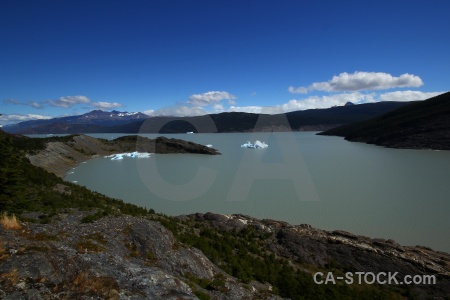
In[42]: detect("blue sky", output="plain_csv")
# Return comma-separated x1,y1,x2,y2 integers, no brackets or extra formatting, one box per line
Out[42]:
1,0,449,125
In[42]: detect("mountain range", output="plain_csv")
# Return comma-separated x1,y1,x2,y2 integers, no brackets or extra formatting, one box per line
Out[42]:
3,101,409,134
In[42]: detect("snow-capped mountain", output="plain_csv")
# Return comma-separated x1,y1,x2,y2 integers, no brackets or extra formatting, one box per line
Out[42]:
3,110,149,134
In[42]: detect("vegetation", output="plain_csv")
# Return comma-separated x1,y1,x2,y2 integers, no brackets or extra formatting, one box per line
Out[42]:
0,212,22,230
0,129,412,299
157,216,403,300
0,130,150,216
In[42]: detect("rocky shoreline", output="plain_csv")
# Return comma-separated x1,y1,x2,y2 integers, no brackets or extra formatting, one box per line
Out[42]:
9,132,449,298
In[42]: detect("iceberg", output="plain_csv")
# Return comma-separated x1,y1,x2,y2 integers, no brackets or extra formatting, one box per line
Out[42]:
106,152,151,160
241,140,268,149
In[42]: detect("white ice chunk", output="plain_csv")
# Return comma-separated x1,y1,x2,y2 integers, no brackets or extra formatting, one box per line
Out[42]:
107,152,151,160
241,140,268,149
254,140,268,149
206,144,213,148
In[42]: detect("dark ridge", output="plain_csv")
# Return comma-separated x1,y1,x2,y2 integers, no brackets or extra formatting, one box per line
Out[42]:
319,91,450,150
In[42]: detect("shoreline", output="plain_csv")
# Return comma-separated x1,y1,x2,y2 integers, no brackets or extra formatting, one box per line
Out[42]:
26,134,450,256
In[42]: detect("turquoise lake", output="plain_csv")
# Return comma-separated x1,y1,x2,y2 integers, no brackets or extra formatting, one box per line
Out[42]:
63,132,450,253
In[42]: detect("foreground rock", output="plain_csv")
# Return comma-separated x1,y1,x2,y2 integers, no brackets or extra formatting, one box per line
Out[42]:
26,135,220,177
185,212,450,299
0,212,278,299
2,211,449,299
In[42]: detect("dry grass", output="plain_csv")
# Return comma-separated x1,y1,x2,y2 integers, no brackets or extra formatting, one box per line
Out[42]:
0,212,22,230
1,268,20,286
71,272,120,299
0,240,8,260
75,239,105,254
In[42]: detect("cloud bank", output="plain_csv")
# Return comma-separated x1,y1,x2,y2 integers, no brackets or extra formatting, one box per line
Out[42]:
0,114,52,126
143,88,445,117
188,91,237,106
3,96,123,110
379,90,443,102
289,72,424,93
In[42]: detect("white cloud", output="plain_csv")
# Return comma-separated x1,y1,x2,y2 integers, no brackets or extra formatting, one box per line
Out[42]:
0,114,52,126
288,86,308,94
289,71,424,93
379,90,446,102
3,99,44,109
46,95,91,108
143,109,155,116
228,106,265,114
143,88,446,118
283,92,377,111
212,104,224,111
145,105,207,117
91,101,123,109
228,93,375,114
4,95,125,111
188,91,236,106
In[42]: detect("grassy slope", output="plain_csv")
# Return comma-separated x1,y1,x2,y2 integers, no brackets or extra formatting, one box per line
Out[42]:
319,91,450,149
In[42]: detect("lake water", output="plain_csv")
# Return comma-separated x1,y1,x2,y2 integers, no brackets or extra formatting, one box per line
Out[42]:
64,132,450,253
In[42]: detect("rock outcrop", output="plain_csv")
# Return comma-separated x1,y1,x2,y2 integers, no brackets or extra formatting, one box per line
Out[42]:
185,213,450,299
0,211,279,299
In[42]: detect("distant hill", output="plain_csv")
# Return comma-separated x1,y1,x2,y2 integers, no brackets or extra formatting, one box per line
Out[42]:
318,91,450,150
3,102,409,134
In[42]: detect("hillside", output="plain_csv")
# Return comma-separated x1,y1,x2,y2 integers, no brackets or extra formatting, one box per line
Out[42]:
3,102,408,134
1,130,449,299
318,91,450,150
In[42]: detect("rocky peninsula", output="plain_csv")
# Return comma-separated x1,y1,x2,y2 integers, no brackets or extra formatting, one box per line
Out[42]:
25,134,220,178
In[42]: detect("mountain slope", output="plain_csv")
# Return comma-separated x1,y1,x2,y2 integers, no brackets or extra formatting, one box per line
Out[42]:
318,91,450,150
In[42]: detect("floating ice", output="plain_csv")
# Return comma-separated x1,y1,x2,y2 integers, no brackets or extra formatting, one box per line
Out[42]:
206,144,213,148
241,140,268,149
106,151,151,160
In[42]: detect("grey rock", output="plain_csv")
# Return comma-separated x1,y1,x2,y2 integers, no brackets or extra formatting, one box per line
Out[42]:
0,212,278,299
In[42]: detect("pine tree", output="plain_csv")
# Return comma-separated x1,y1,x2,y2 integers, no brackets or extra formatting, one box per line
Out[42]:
0,130,24,211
